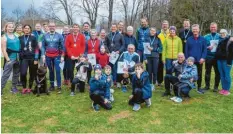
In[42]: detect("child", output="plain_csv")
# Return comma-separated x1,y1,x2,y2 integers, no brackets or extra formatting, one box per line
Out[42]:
171,57,198,103
121,72,130,92
143,27,162,91
70,54,92,96
129,63,152,111
89,64,112,111
104,65,114,102
97,45,109,68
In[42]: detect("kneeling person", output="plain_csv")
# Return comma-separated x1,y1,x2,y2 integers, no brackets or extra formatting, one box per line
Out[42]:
89,64,112,111
129,63,152,111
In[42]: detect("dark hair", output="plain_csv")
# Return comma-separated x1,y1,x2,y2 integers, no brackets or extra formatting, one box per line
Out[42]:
83,22,90,26
100,45,109,53
23,24,32,33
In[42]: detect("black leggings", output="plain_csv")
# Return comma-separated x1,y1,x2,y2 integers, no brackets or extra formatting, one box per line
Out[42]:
129,88,144,105
20,59,38,89
71,78,85,92
90,92,112,110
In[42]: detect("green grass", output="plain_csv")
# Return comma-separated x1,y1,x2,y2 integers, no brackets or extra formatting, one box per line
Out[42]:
1,61,233,133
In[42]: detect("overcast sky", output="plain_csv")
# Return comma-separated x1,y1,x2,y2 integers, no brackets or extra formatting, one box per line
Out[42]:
1,0,123,24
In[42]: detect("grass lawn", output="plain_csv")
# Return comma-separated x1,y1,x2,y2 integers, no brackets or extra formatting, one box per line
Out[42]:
1,62,233,133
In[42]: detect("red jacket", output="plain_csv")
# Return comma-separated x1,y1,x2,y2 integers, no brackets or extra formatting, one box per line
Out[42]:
87,38,100,55
65,33,85,58
97,52,109,68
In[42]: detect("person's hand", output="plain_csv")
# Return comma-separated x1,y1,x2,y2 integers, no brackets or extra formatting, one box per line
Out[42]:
71,56,76,60
190,78,194,83
115,51,120,54
163,61,166,64
34,60,38,65
107,77,111,82
129,95,133,99
123,68,128,72
147,46,153,51
208,45,213,50
95,74,100,80
104,99,109,104
42,56,46,64
230,37,233,42
199,58,205,64
61,57,64,62
144,60,148,64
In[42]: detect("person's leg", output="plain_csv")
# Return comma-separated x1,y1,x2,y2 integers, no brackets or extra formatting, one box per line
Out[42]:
71,78,79,93
1,60,14,90
223,60,232,91
20,59,29,89
152,58,159,84
217,60,225,90
165,59,173,74
131,88,143,104
28,60,38,89
12,61,20,89
213,59,220,91
204,59,212,89
157,54,164,85
180,86,192,98
163,74,179,96
90,93,112,110
54,56,61,88
63,56,68,81
195,63,203,89
46,57,55,88
137,50,143,63
146,57,153,84
79,81,85,92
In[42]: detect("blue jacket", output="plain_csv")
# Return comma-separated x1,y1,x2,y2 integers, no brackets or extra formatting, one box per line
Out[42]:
167,60,187,77
143,36,162,60
124,34,138,51
32,30,43,41
204,33,220,59
136,26,150,51
132,71,152,99
180,64,198,89
89,74,110,99
185,36,207,62
118,51,140,74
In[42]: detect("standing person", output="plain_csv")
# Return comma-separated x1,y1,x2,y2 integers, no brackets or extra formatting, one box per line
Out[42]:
118,21,125,34
19,24,39,94
41,22,64,94
65,24,86,84
136,18,150,62
86,29,100,55
162,26,183,74
99,29,107,46
129,63,152,111
14,24,24,37
89,64,112,111
106,23,125,86
215,29,233,95
124,26,137,50
32,23,44,41
62,25,70,85
1,22,21,94
42,23,49,33
185,24,207,94
202,22,220,92
157,20,170,86
143,27,162,91
82,22,91,43
179,19,193,53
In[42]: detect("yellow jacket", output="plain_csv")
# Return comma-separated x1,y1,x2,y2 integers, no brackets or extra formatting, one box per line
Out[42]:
158,29,170,45
162,35,183,62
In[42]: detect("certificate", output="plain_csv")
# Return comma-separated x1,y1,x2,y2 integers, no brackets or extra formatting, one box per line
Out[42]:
87,54,96,65
143,42,151,54
109,52,119,64
210,40,219,53
117,62,127,74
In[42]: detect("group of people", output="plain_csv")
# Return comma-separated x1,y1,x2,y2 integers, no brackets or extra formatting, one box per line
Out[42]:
1,18,233,111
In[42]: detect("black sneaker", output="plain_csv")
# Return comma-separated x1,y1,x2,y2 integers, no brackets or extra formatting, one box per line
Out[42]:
162,92,171,97
48,86,55,92
197,89,205,94
213,87,218,92
57,87,62,94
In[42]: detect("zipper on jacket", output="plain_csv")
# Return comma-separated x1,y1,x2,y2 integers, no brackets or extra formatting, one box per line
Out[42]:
172,38,174,59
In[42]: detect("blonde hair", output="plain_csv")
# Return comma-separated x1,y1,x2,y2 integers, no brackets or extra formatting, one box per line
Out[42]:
4,22,15,32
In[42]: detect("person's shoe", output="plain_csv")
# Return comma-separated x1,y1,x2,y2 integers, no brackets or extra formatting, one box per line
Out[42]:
63,80,67,85
213,87,218,92
48,86,55,92
151,84,155,91
222,90,231,96
70,92,75,96
201,87,209,91
117,83,121,88
174,97,183,103
219,89,225,95
170,96,177,101
133,103,141,111
27,88,32,94
92,102,100,112
110,89,114,102
197,89,205,94
21,88,27,94
162,92,171,97
145,98,151,107
11,87,19,94
121,86,127,92
57,87,62,94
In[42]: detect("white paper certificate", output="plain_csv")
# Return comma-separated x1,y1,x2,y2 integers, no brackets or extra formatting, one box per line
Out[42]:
210,40,219,52
143,42,151,54
117,62,127,74
109,52,119,64
87,54,96,65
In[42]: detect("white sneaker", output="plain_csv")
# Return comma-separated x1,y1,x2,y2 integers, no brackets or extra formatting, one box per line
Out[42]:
117,83,121,88
145,98,151,107
170,96,177,101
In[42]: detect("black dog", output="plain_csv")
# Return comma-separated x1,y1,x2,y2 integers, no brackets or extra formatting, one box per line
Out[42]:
33,66,49,96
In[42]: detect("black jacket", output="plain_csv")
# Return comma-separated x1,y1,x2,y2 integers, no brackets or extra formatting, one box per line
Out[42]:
106,31,125,53
19,35,38,60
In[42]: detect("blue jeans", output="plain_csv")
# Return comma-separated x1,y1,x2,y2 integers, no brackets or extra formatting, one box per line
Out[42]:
217,60,232,91
165,59,176,74
46,56,61,87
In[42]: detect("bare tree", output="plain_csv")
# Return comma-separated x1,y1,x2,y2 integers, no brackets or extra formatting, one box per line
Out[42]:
108,0,114,29
41,0,77,25
12,6,23,24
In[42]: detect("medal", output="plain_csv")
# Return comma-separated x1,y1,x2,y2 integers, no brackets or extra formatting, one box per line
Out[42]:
111,32,116,47
92,48,95,52
24,47,27,51
74,44,77,47
184,40,187,43
91,39,96,52
24,35,30,51
73,33,79,47
111,43,114,47
37,84,41,88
